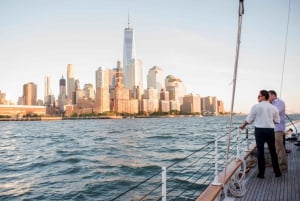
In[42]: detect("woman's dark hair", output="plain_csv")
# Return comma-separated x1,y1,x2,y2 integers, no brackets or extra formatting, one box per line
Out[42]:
260,90,269,100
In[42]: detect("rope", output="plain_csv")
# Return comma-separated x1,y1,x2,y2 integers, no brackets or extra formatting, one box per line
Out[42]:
225,0,245,181
227,156,247,197
279,0,292,97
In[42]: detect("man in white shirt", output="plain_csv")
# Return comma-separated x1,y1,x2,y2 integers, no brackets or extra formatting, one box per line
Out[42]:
240,90,281,178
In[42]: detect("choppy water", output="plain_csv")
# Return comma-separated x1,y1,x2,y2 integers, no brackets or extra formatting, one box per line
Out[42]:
0,115,253,200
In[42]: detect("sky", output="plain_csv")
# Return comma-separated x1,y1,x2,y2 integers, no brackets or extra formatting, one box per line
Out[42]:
0,0,299,114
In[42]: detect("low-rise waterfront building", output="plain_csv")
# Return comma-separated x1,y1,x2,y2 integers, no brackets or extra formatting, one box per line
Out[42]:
0,105,46,117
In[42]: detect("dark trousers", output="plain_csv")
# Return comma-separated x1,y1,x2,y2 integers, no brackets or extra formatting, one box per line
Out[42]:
255,127,281,176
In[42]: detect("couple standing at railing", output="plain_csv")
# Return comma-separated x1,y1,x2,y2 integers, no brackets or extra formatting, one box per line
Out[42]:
240,89,287,179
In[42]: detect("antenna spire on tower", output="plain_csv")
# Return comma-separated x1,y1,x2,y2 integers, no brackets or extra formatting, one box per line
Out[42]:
128,9,130,28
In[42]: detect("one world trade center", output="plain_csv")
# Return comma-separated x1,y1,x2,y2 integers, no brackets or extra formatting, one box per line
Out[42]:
122,15,143,95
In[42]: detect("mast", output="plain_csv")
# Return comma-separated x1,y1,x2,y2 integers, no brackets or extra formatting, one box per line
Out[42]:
224,0,245,179
279,0,292,97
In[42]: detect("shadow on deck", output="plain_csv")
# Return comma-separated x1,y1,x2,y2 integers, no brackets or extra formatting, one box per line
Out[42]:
234,140,300,201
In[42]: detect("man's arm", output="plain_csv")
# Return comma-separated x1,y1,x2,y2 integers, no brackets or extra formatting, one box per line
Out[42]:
240,121,249,130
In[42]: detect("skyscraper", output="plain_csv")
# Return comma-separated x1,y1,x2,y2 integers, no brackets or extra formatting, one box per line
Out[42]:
58,75,67,111
122,15,143,93
127,59,143,93
67,64,75,103
95,66,110,113
165,75,186,111
147,66,165,92
44,76,51,99
201,96,218,115
0,90,7,104
23,82,37,105
123,15,136,81
44,76,54,105
83,83,95,100
165,75,186,101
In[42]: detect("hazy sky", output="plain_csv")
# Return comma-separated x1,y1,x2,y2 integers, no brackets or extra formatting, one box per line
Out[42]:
0,0,299,113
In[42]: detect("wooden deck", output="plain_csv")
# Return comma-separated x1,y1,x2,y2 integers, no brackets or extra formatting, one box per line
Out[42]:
234,140,300,201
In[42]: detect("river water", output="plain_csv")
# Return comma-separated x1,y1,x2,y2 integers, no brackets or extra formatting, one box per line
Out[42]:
0,115,269,200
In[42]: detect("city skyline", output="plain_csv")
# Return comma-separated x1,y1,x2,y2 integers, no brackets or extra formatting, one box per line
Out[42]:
0,1,300,113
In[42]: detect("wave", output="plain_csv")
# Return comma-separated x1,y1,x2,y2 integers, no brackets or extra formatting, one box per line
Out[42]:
0,116,254,200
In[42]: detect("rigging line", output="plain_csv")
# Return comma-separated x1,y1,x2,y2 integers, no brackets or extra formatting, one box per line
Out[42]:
285,114,298,134
167,157,215,195
110,169,162,201
138,183,161,201
166,139,215,169
279,0,292,97
225,0,244,180
165,131,229,170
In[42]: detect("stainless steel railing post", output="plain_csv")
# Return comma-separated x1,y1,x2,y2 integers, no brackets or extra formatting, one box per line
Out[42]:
212,135,222,186
161,166,167,201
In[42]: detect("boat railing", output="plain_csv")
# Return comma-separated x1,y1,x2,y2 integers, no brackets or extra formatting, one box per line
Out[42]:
110,126,256,201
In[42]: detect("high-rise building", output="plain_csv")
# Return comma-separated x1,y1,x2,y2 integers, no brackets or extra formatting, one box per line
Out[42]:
217,100,225,114
75,79,80,90
44,76,54,106
159,88,170,113
83,84,95,100
147,66,164,92
0,90,6,104
181,94,201,114
160,89,169,101
58,75,67,111
115,61,124,88
23,82,37,105
127,59,143,94
73,79,81,104
165,75,186,99
141,87,159,114
123,16,136,83
67,64,75,103
110,61,138,114
59,76,66,96
122,16,143,93
95,66,110,113
96,67,110,89
75,88,84,105
44,76,51,99
165,75,186,110
201,96,218,115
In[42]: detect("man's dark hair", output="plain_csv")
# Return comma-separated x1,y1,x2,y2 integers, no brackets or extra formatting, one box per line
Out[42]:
260,90,269,100
269,90,277,97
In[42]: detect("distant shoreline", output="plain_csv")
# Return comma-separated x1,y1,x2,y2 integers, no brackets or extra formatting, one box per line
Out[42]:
0,114,213,121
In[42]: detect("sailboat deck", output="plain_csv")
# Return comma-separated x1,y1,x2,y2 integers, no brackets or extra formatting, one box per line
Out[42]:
234,140,300,201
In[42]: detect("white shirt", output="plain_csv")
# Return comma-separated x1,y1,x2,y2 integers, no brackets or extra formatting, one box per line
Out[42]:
246,101,280,128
